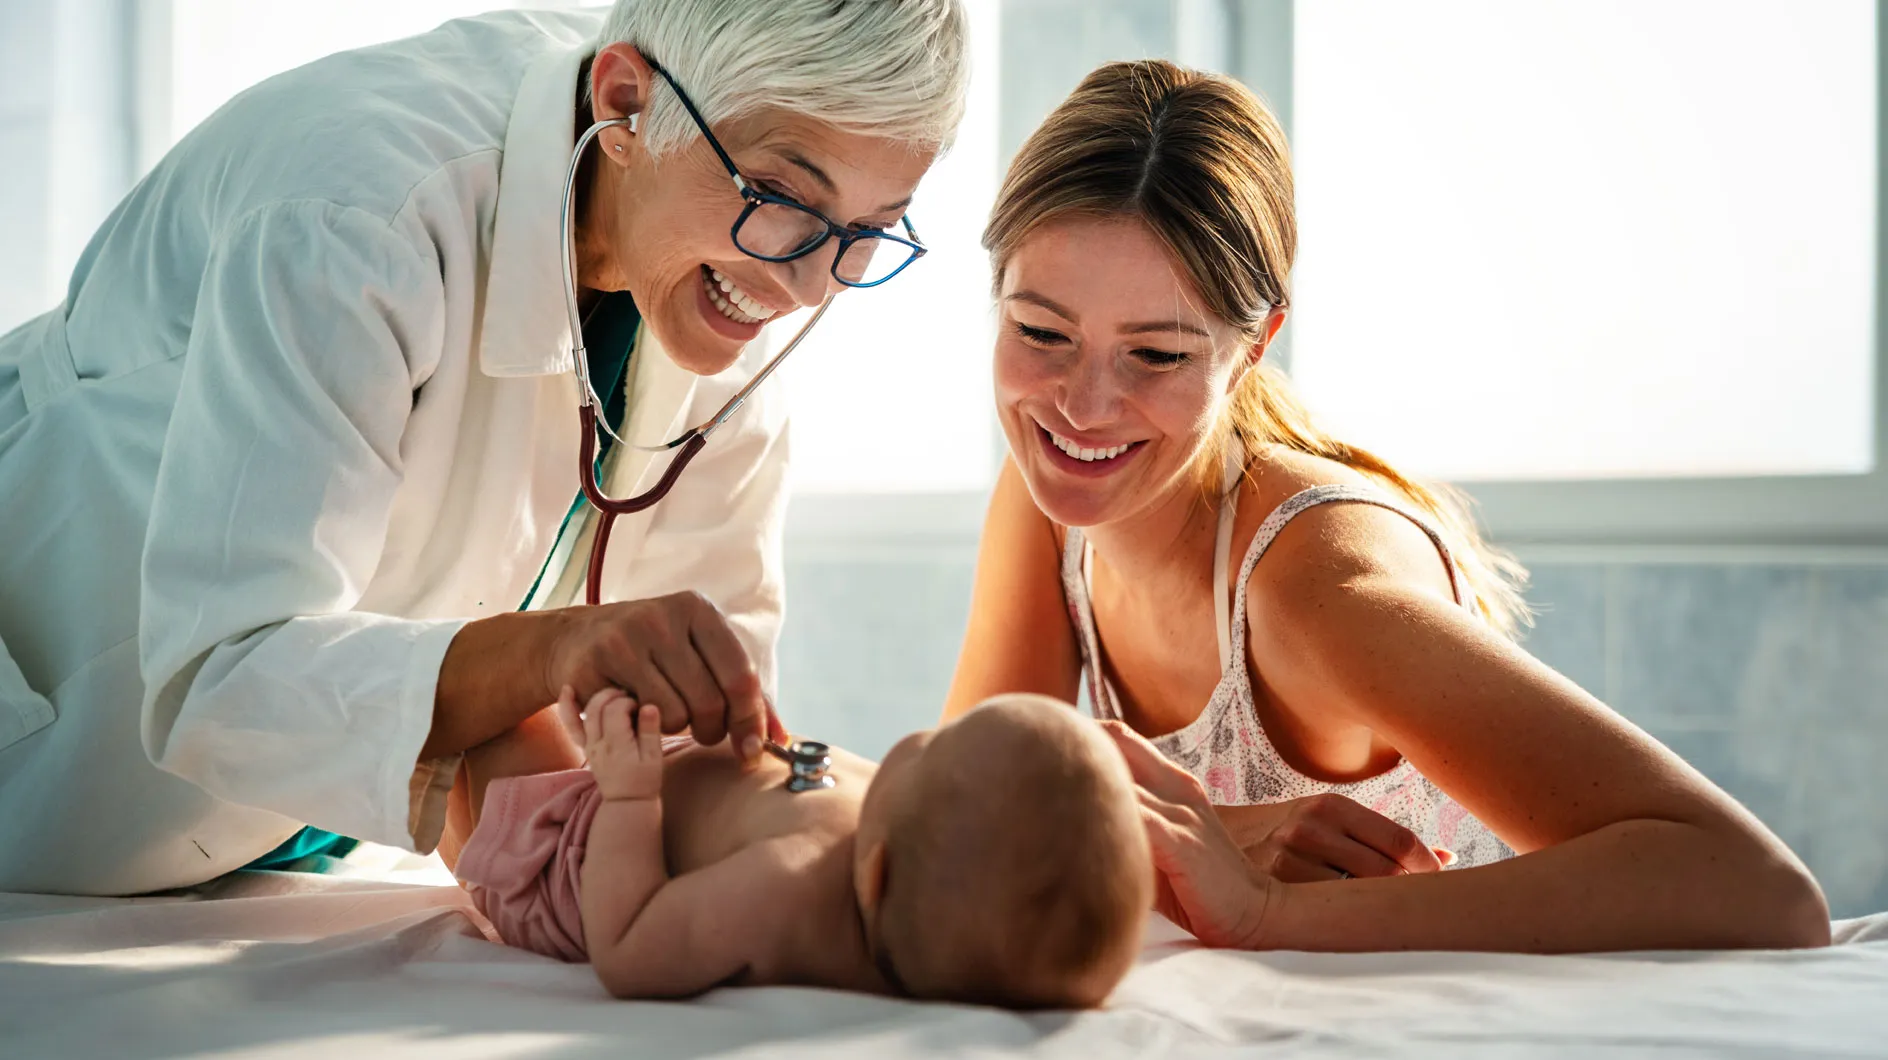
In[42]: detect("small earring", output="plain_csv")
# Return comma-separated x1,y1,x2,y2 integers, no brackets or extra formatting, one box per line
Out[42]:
612,144,625,153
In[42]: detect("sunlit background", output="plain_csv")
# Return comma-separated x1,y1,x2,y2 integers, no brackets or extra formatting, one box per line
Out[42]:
2,0,1885,916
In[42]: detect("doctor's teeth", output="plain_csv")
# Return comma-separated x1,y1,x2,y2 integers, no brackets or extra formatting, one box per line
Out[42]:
707,268,772,324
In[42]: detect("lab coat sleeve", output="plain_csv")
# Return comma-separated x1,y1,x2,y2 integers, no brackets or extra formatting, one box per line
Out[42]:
614,363,790,696
140,199,457,850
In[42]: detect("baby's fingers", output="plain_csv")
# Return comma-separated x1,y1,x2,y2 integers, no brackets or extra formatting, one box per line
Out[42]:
604,695,638,746
637,704,663,760
581,687,620,746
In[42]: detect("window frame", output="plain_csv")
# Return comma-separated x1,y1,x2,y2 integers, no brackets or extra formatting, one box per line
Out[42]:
1240,0,1888,549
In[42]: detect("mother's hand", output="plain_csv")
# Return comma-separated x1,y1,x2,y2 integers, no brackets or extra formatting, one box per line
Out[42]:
1218,795,1449,883
1100,720,1276,948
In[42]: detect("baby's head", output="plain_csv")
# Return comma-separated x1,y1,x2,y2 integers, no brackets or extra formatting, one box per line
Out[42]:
853,694,1153,1009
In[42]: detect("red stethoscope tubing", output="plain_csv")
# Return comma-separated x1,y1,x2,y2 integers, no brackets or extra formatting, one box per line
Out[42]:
571,296,833,606
578,401,709,606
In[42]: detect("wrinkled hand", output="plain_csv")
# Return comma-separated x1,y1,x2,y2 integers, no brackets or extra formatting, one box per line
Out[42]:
1218,795,1450,882
559,686,664,802
545,591,786,764
1100,720,1275,948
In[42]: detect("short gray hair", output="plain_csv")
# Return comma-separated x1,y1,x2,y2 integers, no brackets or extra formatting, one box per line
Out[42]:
597,0,970,157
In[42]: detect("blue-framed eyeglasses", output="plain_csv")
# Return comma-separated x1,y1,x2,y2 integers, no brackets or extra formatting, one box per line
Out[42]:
646,59,927,288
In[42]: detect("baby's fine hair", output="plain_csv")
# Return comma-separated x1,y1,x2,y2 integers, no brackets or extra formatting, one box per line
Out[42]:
877,696,1152,1009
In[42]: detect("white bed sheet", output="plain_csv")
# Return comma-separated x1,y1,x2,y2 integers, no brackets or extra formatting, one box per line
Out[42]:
2,852,1884,1059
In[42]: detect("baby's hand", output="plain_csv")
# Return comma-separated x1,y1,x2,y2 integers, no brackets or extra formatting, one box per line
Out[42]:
565,686,664,802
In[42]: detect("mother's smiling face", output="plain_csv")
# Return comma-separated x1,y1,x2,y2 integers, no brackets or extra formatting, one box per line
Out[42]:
994,214,1282,529
579,44,939,376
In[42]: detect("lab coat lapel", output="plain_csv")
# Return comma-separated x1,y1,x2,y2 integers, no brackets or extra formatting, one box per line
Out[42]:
477,33,589,378
594,326,698,588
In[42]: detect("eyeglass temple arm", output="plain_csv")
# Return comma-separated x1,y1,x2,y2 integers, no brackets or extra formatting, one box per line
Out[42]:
643,59,746,194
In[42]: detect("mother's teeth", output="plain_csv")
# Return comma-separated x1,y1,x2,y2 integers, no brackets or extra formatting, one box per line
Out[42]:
1048,430,1132,462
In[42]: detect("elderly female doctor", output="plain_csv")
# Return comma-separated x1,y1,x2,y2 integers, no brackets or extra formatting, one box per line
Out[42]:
0,1,968,895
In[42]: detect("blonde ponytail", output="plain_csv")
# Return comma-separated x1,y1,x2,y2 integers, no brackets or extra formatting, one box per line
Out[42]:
1213,363,1530,636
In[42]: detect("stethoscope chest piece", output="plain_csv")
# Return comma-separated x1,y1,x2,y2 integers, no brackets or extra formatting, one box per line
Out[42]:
769,739,836,792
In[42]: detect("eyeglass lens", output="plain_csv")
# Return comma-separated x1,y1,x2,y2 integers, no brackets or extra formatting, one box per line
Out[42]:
733,200,916,286
733,201,828,259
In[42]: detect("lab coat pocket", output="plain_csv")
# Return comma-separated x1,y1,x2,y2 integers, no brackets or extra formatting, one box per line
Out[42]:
0,635,55,752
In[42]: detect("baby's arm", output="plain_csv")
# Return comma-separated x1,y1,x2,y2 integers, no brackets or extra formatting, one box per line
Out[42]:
574,689,671,978
575,689,791,998
588,839,792,998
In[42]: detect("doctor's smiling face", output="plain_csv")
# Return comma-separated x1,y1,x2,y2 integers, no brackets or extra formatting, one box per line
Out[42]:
577,44,937,376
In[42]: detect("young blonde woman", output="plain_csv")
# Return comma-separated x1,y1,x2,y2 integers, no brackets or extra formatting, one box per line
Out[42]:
944,60,1829,952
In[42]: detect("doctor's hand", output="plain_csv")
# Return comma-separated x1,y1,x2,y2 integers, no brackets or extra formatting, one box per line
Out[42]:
545,591,781,764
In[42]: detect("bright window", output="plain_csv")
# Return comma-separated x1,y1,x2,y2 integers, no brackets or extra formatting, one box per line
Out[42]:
1289,0,1877,482
782,0,1001,495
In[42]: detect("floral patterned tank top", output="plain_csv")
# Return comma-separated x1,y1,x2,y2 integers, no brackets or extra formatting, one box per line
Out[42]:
1061,479,1514,868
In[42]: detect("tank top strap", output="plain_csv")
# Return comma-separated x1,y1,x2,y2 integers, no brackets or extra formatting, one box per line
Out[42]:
1211,439,1245,674
1226,484,1477,653
1059,525,1121,720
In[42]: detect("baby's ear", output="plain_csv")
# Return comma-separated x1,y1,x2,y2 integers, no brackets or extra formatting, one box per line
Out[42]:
855,838,890,917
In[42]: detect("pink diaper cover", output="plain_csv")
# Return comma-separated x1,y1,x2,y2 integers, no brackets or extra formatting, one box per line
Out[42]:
456,769,603,962
456,736,696,962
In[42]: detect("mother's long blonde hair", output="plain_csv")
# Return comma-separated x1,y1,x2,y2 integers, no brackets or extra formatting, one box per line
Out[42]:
983,60,1528,635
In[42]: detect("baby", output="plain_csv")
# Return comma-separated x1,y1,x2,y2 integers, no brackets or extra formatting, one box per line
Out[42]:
446,690,1152,1009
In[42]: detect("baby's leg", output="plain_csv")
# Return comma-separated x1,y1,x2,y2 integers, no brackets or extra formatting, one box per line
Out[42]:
439,706,584,871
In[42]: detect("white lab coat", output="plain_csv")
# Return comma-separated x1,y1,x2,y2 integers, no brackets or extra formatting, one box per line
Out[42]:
0,10,791,895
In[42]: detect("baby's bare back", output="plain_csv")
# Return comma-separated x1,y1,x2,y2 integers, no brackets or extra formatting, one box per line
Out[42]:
656,740,877,874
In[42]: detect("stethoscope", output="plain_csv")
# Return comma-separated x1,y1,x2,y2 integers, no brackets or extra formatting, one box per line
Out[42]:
558,115,835,610
763,739,837,792
560,117,837,792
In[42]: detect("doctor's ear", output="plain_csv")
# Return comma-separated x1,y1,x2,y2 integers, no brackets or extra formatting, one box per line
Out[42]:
590,42,654,154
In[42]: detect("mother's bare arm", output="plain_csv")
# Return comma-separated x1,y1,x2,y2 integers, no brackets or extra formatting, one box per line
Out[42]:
1242,502,1828,952
942,458,1084,721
